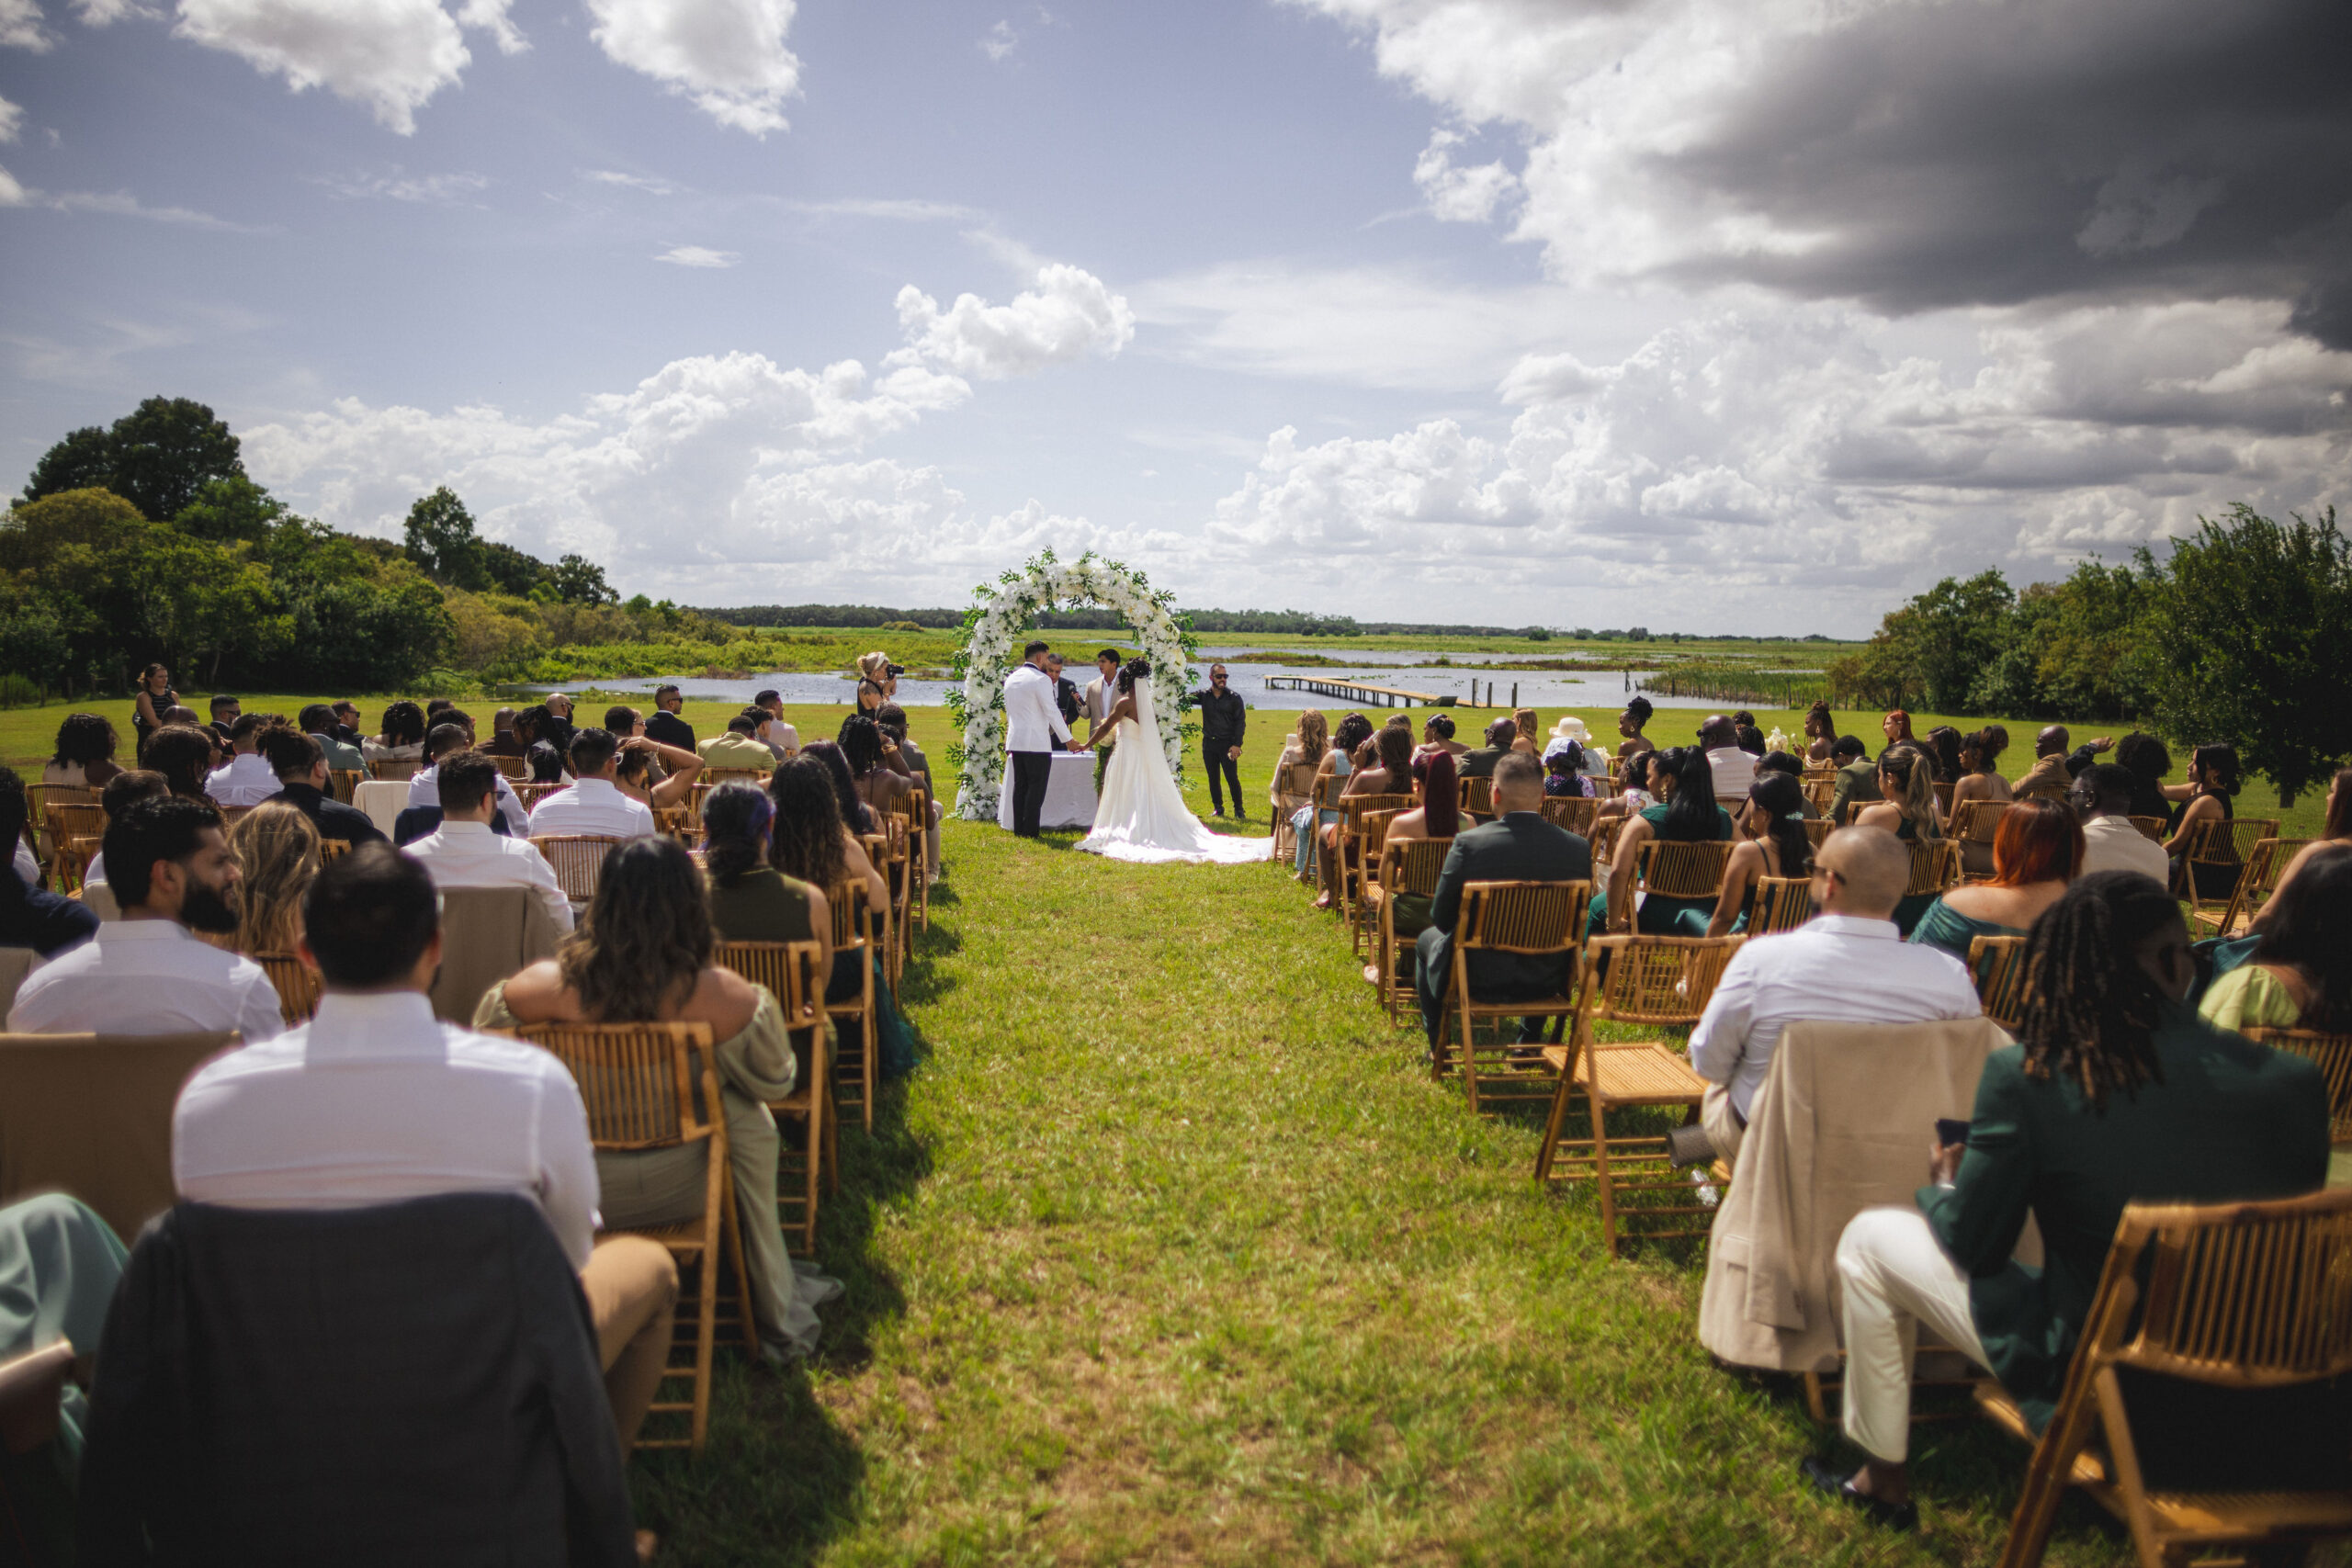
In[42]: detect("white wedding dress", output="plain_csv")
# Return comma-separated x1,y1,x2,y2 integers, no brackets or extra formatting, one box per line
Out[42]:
1077,681,1269,865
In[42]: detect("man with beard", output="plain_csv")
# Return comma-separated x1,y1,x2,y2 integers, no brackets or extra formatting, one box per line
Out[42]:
6,795,283,1041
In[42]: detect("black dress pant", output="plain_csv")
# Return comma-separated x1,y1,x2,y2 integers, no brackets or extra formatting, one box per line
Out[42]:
1202,741,1244,815
1010,749,1052,837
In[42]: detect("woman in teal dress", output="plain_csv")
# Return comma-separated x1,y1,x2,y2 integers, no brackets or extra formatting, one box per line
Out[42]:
1679,771,1812,935
1855,745,1946,937
1592,747,1735,936
1907,796,2081,961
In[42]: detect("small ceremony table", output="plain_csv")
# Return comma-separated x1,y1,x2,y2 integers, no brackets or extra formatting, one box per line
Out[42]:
997,750,1098,832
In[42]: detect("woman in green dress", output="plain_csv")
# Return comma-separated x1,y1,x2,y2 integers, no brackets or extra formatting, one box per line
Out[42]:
2200,843,2352,1034
1855,745,1944,937
1908,797,2081,962
702,784,832,978
1594,747,1734,936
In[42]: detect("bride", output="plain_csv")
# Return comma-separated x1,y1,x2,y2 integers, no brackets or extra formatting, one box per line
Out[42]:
1078,660,1268,864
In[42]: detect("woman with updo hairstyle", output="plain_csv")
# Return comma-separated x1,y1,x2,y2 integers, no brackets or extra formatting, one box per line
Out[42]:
526,740,568,784
364,700,428,764
1802,700,1837,764
44,713,123,789
1616,694,1655,776
225,801,322,956
1699,770,1812,936
701,781,832,971
1908,796,2081,961
140,726,220,803
1950,727,2013,814
481,836,839,1359
1858,744,1945,934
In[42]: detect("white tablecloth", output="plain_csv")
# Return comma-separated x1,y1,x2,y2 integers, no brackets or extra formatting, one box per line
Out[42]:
353,780,409,839
997,750,1097,831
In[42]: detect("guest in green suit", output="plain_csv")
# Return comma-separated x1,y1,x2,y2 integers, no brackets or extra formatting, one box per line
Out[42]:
1804,871,2329,1529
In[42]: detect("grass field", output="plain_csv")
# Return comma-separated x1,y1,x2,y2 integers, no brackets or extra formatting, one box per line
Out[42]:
9,687,2333,1562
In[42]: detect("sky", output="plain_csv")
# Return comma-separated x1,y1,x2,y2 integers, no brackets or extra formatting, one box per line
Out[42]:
1,0,2346,636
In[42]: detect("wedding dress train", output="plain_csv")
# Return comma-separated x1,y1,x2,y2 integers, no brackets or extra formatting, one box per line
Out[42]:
1077,681,1268,865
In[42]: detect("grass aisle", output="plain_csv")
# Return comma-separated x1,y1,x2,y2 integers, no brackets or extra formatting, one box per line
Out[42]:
640,815,2141,1568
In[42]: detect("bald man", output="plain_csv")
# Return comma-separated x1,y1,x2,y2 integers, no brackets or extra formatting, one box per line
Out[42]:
1682,828,1983,1165
2012,727,2075,801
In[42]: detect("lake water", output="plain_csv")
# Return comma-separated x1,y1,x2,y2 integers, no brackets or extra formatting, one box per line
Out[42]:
510,660,1667,714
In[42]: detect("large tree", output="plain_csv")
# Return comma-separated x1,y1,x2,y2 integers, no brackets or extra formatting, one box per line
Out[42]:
20,397,245,521
402,485,488,590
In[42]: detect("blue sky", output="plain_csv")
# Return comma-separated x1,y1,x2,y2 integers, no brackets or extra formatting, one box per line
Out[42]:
4,0,2346,632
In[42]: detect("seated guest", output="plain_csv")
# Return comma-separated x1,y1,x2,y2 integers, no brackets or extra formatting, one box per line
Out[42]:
2110,731,2171,819
539,693,579,755
2256,766,2352,924
403,753,573,934
2069,762,2170,884
1688,828,1979,1164
1949,727,2013,814
1923,725,1964,789
1736,724,1767,758
0,1191,130,1506
1414,752,1590,1048
7,796,281,1039
481,839,839,1361
1699,771,1813,936
1509,709,1541,757
838,716,912,832
481,706,526,759
297,704,366,775
327,701,364,747
0,766,98,956
768,758,892,1008
405,723,528,836
2199,844,2351,1032
1595,748,1735,936
225,801,321,956
172,847,678,1450
206,694,242,747
255,727,388,845
42,712,123,790
1855,745,1944,934
527,739,569,784
876,705,942,880
2162,742,2242,897
1316,722,1416,911
1908,797,2080,961
644,684,696,750
1879,709,1917,755
1826,735,1881,821
140,725,218,804
1544,744,1591,798
612,734,702,814
702,784,832,979
803,739,876,837
361,700,428,765
79,770,170,892
1422,712,1466,757
1455,718,1517,780
1755,750,1815,817
161,705,207,739
752,691,799,760
1359,749,1459,983
526,728,657,840
1815,872,2327,1524
699,712,782,772
1801,700,1837,763
602,704,643,740
203,711,284,807
1700,715,1758,806
2010,725,2075,800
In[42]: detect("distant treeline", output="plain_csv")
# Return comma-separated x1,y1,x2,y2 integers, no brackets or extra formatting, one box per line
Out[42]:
700,604,967,629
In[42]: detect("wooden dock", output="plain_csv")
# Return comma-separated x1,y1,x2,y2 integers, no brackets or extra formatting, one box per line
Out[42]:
1259,674,1463,708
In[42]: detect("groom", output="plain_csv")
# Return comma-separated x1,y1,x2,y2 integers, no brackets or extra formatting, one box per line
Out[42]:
1005,639,1081,837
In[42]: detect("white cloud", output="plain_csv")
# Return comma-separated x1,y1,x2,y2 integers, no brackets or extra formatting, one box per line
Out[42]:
0,163,26,207
0,94,21,142
893,263,1134,379
50,188,252,227
319,168,490,203
72,0,155,22
583,169,680,195
654,244,740,267
1412,127,1516,224
171,0,518,134
585,0,800,136
794,197,979,223
0,0,49,50
980,18,1013,61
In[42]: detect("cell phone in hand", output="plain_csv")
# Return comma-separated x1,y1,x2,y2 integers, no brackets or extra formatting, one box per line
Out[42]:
1935,1118,1972,1148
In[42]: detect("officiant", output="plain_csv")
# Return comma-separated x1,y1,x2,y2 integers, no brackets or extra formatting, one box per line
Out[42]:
1189,663,1249,819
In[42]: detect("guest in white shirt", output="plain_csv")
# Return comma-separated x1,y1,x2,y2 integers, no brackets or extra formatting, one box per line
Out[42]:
1685,827,1982,1163
1699,715,1758,807
7,795,283,1041
526,728,658,840
171,844,677,1450
752,691,799,760
203,712,283,807
404,753,573,933
2070,763,2171,885
405,724,529,837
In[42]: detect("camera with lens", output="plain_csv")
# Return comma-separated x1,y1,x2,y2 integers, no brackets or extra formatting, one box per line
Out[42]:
884,662,906,678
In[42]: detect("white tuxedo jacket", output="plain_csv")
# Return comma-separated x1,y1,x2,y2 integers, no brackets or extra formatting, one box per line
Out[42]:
1003,663,1072,753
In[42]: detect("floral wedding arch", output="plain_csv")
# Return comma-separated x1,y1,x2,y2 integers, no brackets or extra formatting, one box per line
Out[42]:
946,550,1201,820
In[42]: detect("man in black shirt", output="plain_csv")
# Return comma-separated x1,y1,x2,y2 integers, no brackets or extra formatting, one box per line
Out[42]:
207,695,242,749
643,684,695,750
1188,664,1249,818
254,728,387,845
0,767,98,956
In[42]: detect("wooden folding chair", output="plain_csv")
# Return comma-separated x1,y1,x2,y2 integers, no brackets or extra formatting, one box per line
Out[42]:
508,1021,752,1453
1540,796,1599,838
1635,840,1733,921
316,839,352,863
691,772,769,827
216,804,252,829
2245,1029,2352,1146
1930,780,1955,817
1988,1187,2352,1568
1967,933,2030,1031
49,835,101,895
903,787,932,932
1801,819,1836,852
715,940,836,1256
1589,814,1628,874
2128,815,2167,843
2212,838,2309,938
251,953,322,1026
1335,793,1410,935
514,782,570,814
1363,837,1453,1025
1271,761,1317,864
651,804,690,840
861,825,910,987
2177,818,2281,932
1801,773,1837,818
1532,934,1744,1256
367,759,420,783
1905,838,1962,902
42,803,105,891
1457,775,1495,823
826,878,878,1133
1345,804,1408,955
529,834,625,904
491,754,527,782
1746,875,1814,935
1431,879,1593,1114
23,784,96,837
329,767,363,803
1951,798,2010,882
1304,773,1348,890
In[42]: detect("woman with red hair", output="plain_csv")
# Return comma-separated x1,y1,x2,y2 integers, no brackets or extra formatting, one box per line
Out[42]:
1879,709,1917,754
1906,797,2084,961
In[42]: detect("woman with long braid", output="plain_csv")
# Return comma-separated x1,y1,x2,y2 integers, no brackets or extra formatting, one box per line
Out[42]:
1809,871,2328,1529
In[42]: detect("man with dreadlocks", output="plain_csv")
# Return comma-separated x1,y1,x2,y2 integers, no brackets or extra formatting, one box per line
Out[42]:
1804,871,2330,1529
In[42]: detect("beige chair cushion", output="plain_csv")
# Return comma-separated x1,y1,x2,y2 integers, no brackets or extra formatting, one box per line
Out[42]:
0,1031,236,1244
431,885,563,1025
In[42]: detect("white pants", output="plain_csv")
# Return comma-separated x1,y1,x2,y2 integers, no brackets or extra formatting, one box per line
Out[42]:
1835,1207,1993,1462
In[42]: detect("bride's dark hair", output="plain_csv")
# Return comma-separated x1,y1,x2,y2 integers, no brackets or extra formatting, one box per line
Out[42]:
1115,657,1151,694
